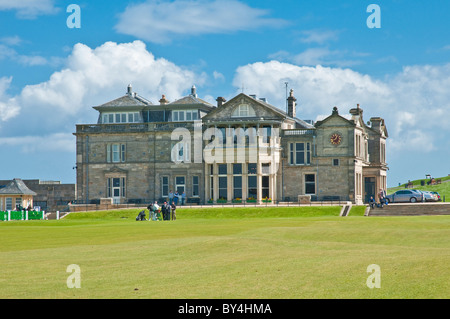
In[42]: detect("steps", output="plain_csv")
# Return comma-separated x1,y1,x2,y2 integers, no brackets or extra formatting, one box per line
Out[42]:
368,203,450,216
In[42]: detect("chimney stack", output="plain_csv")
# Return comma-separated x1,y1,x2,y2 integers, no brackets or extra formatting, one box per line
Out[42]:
159,94,169,105
287,89,297,118
216,96,226,107
191,85,197,98
127,84,133,95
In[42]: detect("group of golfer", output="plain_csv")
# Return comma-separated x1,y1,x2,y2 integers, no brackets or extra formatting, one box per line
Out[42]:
147,201,176,221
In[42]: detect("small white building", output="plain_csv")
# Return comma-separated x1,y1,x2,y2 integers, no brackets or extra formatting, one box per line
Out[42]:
0,178,37,211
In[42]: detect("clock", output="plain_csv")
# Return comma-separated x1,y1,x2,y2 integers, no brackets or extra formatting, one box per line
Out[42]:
330,133,342,145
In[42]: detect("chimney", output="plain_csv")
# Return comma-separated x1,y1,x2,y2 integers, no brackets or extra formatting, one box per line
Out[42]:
159,94,169,105
350,104,363,123
191,85,197,98
216,96,226,107
370,117,384,132
249,94,257,99
127,84,133,95
287,89,296,118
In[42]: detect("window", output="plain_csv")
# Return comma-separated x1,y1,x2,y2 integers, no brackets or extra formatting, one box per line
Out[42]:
172,110,198,122
305,174,316,195
219,177,227,200
248,163,257,174
233,176,242,199
175,176,185,194
233,163,242,175
6,197,12,210
218,164,227,200
262,176,269,199
174,142,190,162
262,126,271,144
210,176,214,200
233,164,242,199
15,198,22,209
102,112,140,123
333,159,340,166
107,144,126,163
232,104,256,117
192,176,199,197
248,176,257,199
248,163,257,199
289,142,311,165
161,176,169,197
218,164,227,175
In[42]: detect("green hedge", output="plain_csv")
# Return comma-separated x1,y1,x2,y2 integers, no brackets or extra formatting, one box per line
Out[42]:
0,211,44,221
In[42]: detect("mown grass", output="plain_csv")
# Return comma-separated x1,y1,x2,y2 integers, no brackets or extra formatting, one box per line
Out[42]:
0,206,449,299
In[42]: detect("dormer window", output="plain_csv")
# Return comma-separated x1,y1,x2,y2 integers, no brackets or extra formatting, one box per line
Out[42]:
232,104,256,117
102,112,141,124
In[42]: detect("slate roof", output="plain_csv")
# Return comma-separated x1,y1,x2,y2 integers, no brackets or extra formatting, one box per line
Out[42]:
93,93,152,110
169,94,214,107
0,179,36,196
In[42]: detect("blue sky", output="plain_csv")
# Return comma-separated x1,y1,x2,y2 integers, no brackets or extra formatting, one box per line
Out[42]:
0,0,449,186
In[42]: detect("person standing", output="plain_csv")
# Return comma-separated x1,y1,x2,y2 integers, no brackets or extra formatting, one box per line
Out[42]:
174,191,179,205
378,189,385,208
162,201,169,220
181,191,186,205
171,201,177,221
168,190,174,204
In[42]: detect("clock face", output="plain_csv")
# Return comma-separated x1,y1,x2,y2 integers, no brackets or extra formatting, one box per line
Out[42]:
330,133,342,145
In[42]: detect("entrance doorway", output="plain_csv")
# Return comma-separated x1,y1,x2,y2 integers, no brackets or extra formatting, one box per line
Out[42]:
364,177,376,203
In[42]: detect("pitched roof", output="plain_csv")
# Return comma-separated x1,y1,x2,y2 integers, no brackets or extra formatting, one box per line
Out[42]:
169,94,214,107
94,93,152,110
0,179,36,196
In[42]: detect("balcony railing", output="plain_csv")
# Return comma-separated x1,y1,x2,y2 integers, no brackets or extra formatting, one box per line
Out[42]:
282,129,315,136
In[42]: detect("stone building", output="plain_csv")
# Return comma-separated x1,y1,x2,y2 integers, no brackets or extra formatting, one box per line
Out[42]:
74,85,388,206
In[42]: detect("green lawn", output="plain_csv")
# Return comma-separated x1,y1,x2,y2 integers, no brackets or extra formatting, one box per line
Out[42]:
1,206,449,299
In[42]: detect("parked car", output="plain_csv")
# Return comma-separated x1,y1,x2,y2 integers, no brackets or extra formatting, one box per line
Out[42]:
385,189,424,203
421,191,438,202
432,192,442,201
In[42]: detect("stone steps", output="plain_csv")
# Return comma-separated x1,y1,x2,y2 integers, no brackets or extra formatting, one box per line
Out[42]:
368,203,450,216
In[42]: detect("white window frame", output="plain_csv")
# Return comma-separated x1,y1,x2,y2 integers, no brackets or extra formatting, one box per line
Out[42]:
107,143,126,163
290,142,311,166
172,110,198,122
102,112,140,124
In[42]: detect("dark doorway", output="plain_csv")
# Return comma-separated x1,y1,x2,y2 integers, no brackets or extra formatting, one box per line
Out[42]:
364,177,376,203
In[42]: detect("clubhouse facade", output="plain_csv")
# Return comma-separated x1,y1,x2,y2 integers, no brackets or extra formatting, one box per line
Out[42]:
74,85,388,206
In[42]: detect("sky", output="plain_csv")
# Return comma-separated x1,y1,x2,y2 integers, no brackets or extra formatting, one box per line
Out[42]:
0,0,449,187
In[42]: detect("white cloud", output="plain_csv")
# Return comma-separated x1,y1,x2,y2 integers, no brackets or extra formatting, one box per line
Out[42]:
233,60,450,154
0,77,21,122
269,48,368,68
115,0,287,43
0,0,58,18
0,40,208,134
299,29,340,44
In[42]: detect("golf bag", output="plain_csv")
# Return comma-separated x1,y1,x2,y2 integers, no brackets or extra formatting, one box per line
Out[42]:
136,210,146,221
